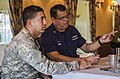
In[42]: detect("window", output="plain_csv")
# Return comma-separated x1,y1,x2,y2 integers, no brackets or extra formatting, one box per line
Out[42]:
0,10,13,44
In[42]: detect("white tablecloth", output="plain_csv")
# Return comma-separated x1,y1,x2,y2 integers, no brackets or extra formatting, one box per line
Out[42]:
52,57,120,79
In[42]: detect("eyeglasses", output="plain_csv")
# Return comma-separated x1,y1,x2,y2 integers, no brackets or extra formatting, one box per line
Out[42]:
56,15,68,21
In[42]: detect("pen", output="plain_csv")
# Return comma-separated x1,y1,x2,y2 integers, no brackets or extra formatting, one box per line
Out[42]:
93,52,100,60
93,52,97,56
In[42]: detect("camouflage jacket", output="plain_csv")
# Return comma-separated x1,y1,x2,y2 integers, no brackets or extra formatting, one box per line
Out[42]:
1,28,80,79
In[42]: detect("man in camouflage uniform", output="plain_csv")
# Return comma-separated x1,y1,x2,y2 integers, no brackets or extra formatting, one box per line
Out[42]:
1,5,92,79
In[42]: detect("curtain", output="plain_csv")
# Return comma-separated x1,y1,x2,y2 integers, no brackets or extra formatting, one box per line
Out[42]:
114,6,120,39
9,0,23,36
89,0,96,42
64,0,78,25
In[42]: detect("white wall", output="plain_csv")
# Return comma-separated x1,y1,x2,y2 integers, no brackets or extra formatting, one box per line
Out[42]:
75,0,91,43
0,0,9,10
0,44,7,66
75,0,91,54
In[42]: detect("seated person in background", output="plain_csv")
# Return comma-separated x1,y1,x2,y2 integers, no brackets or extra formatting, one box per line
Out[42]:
1,5,92,79
39,4,117,64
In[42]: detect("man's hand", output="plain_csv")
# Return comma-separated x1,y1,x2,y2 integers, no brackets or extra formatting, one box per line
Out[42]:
78,59,92,70
85,55,100,65
100,31,118,44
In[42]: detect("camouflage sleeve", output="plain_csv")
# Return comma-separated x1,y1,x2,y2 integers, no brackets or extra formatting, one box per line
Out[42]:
17,40,80,75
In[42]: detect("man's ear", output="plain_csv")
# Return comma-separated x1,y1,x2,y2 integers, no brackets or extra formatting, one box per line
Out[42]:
27,19,32,26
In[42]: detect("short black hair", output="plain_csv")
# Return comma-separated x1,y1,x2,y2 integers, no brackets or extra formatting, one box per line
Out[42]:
22,5,44,27
50,4,66,18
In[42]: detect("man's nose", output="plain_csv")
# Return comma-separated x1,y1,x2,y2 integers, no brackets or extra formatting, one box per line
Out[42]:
43,19,47,25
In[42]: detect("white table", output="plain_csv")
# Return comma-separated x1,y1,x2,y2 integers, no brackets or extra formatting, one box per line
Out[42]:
52,57,120,79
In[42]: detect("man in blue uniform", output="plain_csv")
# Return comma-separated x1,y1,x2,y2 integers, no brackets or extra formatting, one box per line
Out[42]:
40,4,116,64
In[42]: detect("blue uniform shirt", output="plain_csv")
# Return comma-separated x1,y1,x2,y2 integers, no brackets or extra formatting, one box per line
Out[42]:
40,23,86,58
